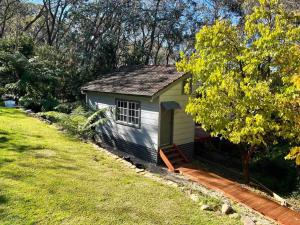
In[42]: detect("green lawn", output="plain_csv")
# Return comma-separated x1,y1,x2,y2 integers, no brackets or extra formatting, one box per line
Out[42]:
0,108,240,225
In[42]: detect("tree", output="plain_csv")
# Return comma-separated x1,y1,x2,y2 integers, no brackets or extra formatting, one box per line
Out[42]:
0,39,76,111
285,74,300,166
177,0,300,183
0,0,21,38
0,49,58,111
0,0,252,111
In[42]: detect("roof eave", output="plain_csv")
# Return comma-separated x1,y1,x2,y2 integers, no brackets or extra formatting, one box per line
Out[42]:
150,73,190,102
81,89,153,98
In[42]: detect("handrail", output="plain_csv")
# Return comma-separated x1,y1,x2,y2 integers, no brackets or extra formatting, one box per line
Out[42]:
173,144,190,163
159,148,175,172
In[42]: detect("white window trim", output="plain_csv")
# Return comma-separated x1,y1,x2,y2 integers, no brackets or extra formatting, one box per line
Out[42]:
115,99,141,128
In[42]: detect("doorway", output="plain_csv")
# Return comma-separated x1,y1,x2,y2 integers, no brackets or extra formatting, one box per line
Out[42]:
160,108,173,146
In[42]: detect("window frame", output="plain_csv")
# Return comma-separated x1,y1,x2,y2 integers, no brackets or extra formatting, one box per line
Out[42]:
115,98,141,128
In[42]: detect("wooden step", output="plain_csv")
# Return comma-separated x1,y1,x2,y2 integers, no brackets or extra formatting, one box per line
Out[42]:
167,152,180,159
163,148,175,154
170,155,185,163
159,144,190,172
172,159,186,166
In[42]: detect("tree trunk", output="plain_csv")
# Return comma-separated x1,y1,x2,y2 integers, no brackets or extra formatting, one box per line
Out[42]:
145,0,161,65
242,151,250,184
241,146,255,184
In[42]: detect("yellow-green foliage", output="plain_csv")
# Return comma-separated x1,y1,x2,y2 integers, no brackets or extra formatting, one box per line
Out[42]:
177,0,300,159
285,147,300,165
285,74,300,165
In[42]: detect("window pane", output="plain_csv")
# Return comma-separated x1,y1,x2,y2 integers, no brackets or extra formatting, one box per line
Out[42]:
116,100,140,126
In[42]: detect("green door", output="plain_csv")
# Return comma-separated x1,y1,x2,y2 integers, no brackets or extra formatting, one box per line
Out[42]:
160,108,173,146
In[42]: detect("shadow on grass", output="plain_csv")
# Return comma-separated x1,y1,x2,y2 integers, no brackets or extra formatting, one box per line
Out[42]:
0,158,15,167
51,164,80,171
0,109,26,119
0,134,44,153
16,152,82,172
1,170,29,181
0,195,8,205
2,143,33,153
0,137,9,143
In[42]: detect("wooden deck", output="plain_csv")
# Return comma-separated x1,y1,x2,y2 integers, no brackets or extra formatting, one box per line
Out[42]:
178,165,300,225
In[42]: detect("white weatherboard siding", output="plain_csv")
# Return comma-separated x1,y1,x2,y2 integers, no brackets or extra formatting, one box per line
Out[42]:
86,92,159,149
159,81,195,146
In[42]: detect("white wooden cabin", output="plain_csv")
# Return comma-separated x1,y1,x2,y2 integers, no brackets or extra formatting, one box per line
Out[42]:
81,66,195,165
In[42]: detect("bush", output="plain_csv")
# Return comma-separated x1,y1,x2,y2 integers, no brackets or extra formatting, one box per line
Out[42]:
0,87,6,97
54,101,83,114
71,105,88,116
251,144,298,195
19,95,58,112
59,114,87,136
19,96,41,112
38,107,107,139
38,111,86,136
41,98,59,112
38,111,68,123
0,101,4,107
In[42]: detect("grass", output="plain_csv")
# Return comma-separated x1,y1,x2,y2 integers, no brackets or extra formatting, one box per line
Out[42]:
0,108,240,225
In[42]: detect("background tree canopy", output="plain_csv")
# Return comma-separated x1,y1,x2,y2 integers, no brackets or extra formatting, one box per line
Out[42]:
0,0,247,105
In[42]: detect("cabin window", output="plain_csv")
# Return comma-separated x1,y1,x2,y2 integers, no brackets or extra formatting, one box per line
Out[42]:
116,99,141,127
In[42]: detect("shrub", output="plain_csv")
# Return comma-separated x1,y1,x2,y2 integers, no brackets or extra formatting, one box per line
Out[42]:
38,111,86,135
59,114,87,136
19,96,41,112
0,101,4,107
54,101,83,114
251,145,298,195
71,105,88,116
38,107,107,139
81,108,107,131
38,111,68,123
0,87,6,97
19,95,59,112
41,98,59,112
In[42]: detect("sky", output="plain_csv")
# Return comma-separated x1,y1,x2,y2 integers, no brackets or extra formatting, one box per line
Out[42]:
29,0,42,4
27,0,241,25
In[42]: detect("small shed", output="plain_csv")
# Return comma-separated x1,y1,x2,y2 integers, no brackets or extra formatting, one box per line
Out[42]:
81,65,195,164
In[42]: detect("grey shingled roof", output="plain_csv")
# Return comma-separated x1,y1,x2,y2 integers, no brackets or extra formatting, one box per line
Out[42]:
81,65,187,97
